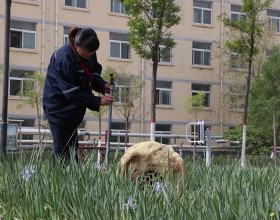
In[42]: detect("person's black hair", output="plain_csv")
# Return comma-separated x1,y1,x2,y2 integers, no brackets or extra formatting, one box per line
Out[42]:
68,27,100,52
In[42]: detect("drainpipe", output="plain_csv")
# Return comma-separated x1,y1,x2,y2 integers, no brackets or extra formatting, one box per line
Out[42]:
220,0,225,136
55,0,58,50
140,58,146,141
41,0,45,73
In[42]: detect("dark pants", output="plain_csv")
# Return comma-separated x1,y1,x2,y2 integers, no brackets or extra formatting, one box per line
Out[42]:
48,121,78,165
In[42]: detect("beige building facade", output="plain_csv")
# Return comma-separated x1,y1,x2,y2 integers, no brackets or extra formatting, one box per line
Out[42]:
0,0,280,144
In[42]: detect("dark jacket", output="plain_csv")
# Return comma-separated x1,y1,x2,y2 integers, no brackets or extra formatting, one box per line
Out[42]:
43,44,107,128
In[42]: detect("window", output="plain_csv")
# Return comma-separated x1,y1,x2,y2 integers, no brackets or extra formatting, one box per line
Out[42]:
65,0,87,8
156,81,172,106
191,84,211,107
10,118,35,140
266,49,273,57
229,85,245,109
267,9,280,32
9,118,34,127
110,122,129,143
230,52,247,69
110,33,130,59
111,0,126,14
192,41,212,66
155,124,172,144
63,26,71,45
10,20,36,49
20,119,35,140
231,5,246,22
159,45,172,63
9,70,34,96
193,0,212,25
115,85,131,103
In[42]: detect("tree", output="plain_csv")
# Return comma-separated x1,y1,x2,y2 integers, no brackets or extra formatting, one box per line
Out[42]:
220,0,273,166
101,66,144,150
184,91,206,163
223,125,272,155
90,66,115,142
184,91,206,122
250,46,280,164
121,0,181,141
16,71,45,143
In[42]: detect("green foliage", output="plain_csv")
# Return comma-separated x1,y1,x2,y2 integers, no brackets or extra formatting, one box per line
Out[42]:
1,153,280,219
101,66,144,121
249,46,280,145
187,91,206,109
122,0,181,61
16,71,45,109
224,125,272,155
89,66,118,120
120,0,181,136
102,66,144,144
184,91,206,120
221,0,272,62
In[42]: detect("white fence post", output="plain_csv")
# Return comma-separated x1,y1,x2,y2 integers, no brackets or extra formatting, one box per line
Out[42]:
206,128,212,167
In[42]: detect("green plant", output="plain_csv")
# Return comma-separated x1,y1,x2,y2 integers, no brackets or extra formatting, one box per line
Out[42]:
1,151,280,219
224,125,272,155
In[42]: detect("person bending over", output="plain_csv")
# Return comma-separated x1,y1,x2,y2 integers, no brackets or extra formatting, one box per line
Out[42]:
43,27,114,165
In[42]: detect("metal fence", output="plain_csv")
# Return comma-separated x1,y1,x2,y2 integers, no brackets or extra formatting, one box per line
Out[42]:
15,128,239,154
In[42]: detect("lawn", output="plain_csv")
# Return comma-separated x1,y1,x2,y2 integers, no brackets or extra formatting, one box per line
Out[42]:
0,150,279,219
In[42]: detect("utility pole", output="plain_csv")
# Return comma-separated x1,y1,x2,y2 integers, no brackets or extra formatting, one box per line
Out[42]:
1,0,12,162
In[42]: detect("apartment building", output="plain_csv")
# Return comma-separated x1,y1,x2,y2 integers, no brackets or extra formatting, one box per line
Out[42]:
0,0,279,145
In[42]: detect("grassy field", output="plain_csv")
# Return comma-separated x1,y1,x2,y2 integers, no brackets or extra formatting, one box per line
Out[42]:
0,150,280,219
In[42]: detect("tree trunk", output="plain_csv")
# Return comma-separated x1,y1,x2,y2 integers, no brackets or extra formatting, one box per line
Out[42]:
35,96,41,145
125,117,129,152
273,113,277,165
240,67,252,167
150,55,159,141
241,30,254,167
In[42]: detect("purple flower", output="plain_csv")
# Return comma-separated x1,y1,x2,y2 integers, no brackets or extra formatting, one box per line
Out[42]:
22,166,36,181
123,196,137,210
129,196,137,209
156,181,162,192
95,162,101,170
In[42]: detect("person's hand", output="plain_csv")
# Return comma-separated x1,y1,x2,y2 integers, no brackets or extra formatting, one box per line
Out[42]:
104,83,116,93
100,95,114,106
104,83,110,93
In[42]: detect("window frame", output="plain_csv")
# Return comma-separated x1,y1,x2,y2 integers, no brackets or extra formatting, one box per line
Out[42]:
230,52,247,70
110,122,129,143
110,0,126,14
267,15,280,32
228,85,245,110
9,70,35,97
156,81,172,106
64,0,88,9
193,1,212,25
191,84,211,108
159,45,172,63
63,26,71,45
109,39,130,59
115,85,131,104
155,124,172,145
231,5,247,22
192,42,212,66
10,27,36,50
